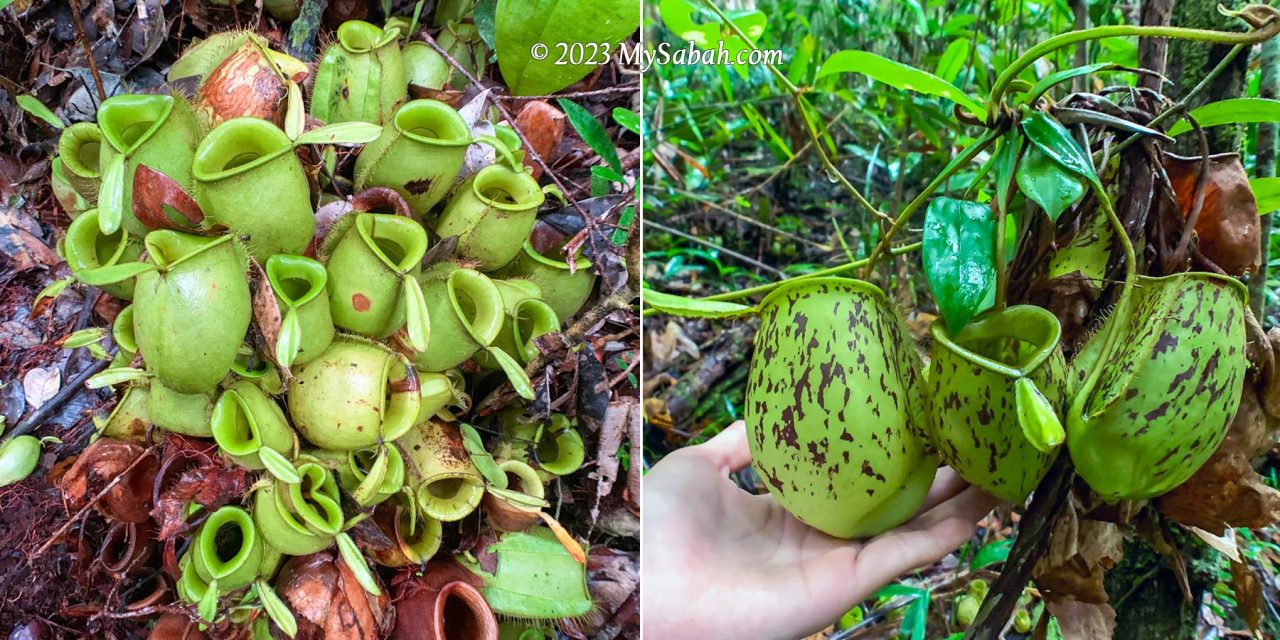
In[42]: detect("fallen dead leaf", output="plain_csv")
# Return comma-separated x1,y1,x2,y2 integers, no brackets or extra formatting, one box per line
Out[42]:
132,164,204,231
22,366,60,409
1034,499,1124,604
515,101,565,180
1166,153,1260,275
59,438,158,524
1045,599,1116,640
277,550,392,640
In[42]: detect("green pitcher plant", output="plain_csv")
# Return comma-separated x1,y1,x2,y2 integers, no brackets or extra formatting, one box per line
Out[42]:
495,238,596,323
365,489,444,567
483,458,547,532
287,337,421,450
211,381,297,472
50,157,90,217
478,279,559,370
311,20,407,125
416,368,470,423
187,505,266,593
58,121,104,200
133,231,250,393
327,444,407,507
63,209,144,300
1068,272,1248,501
111,305,137,369
926,305,1068,503
354,99,514,217
435,163,548,270
96,93,203,236
192,117,314,259
746,277,935,539
252,455,344,555
265,254,334,368
148,380,215,437
414,263,505,371
532,415,585,477
398,419,485,522
231,347,284,396
101,383,150,441
323,213,430,351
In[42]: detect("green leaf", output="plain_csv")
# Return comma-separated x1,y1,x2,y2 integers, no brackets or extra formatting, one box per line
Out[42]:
460,423,507,489
33,276,73,310
496,0,640,96
922,197,996,333
198,578,219,622
611,205,634,246
970,538,1013,569
402,276,431,353
816,50,987,121
63,328,106,349
934,38,971,84
1016,145,1085,221
98,154,127,235
17,95,64,129
485,346,535,400
1021,111,1098,185
1022,63,1117,104
294,122,383,146
284,81,305,140
993,134,1022,209
86,366,148,389
259,447,302,484
474,0,498,50
642,287,755,318
350,447,390,505
1015,377,1065,453
488,486,548,508
558,99,623,176
1252,177,1280,214
74,261,154,287
275,308,302,369
612,107,640,135
256,579,298,638
336,532,382,596
1167,98,1280,136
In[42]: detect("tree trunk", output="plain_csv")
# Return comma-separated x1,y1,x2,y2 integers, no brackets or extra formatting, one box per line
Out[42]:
1167,0,1251,153
1253,37,1279,320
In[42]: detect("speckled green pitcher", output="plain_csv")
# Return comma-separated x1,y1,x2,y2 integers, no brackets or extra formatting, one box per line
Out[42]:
746,277,935,539
96,94,202,236
397,418,485,522
926,305,1067,503
192,117,314,258
435,164,547,271
311,20,406,125
133,231,250,393
1068,272,1247,501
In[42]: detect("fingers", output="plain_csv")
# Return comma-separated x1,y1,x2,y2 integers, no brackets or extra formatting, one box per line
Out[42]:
915,467,968,515
683,420,753,473
854,486,998,589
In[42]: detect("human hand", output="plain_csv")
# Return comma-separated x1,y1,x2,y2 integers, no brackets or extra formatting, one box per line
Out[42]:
642,420,999,640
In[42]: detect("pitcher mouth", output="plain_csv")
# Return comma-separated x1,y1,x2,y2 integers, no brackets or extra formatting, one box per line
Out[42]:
930,305,1062,378
356,213,428,273
143,230,234,271
98,94,176,155
448,269,504,346
512,299,559,360
66,209,129,270
520,237,591,272
266,254,328,307
337,19,396,53
471,165,544,211
417,473,485,521
59,122,103,177
394,99,471,147
192,117,294,182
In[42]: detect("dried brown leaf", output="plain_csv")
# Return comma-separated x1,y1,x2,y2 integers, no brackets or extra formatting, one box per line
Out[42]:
1166,153,1260,275
132,164,204,230
515,101,566,180
277,550,392,640
22,366,60,409
1045,599,1116,640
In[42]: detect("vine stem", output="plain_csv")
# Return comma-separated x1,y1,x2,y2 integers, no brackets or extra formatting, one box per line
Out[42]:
988,7,1280,112
640,242,922,318
699,0,890,224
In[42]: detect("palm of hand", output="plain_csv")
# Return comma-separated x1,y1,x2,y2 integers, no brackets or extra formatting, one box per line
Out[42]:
643,422,998,640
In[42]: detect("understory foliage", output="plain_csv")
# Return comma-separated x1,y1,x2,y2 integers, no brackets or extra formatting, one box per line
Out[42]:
644,0,1280,638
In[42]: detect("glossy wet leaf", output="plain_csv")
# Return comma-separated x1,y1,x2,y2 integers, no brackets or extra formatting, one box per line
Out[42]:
993,133,1022,209
642,288,755,318
98,154,127,235
295,122,382,146
1021,111,1097,186
612,107,640,135
1168,97,1280,136
256,579,298,638
922,197,996,332
1022,63,1118,104
496,0,640,96
460,423,507,489
815,50,987,121
403,276,430,353
1016,145,1085,221
275,308,302,369
260,447,302,484
559,98,623,176
1015,377,1065,453
486,346,535,400
198,578,219,622
335,532,382,596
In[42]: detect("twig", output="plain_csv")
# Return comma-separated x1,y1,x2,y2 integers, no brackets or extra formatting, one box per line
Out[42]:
645,219,784,276
67,0,106,104
499,84,639,101
523,291,634,379
31,444,160,559
10,358,109,438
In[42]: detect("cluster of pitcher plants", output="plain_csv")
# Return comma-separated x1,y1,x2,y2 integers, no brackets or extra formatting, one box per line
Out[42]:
647,3,1277,541
23,14,608,639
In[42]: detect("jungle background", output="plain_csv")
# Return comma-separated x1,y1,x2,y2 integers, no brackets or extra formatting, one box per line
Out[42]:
0,0,640,638
643,0,1280,638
